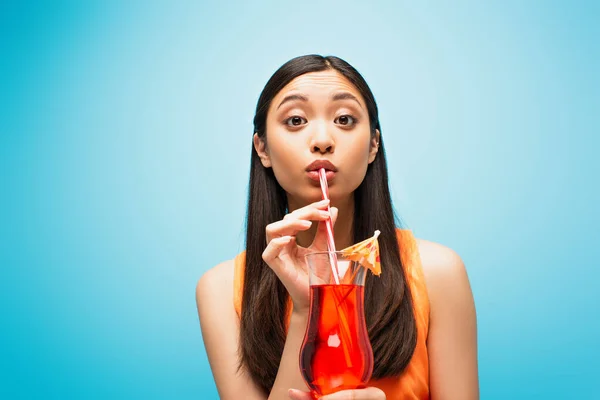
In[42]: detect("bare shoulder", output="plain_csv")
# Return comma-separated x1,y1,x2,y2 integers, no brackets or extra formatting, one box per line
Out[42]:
195,259,236,306
414,238,475,315
414,238,467,281
196,259,235,291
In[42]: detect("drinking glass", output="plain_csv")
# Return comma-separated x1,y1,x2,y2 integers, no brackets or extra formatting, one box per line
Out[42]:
299,251,374,398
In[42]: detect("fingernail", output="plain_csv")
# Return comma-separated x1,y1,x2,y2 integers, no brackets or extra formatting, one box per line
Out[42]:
318,199,330,204
300,220,312,227
320,210,330,218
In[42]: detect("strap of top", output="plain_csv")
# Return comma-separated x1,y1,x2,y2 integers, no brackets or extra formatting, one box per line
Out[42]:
395,229,430,334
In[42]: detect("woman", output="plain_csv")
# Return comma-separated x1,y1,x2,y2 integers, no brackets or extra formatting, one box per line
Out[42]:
196,54,479,400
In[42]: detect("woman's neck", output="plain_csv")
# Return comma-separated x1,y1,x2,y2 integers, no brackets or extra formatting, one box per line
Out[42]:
288,195,354,250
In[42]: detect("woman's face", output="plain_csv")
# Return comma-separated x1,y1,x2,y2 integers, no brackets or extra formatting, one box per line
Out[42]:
254,70,379,206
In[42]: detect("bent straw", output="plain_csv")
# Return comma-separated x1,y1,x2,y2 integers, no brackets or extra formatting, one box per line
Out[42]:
318,168,340,285
318,168,353,367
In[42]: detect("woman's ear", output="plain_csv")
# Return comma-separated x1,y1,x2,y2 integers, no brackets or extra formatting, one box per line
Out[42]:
253,133,272,168
368,129,380,164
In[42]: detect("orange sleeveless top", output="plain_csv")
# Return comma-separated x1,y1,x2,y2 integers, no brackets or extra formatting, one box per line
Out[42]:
233,229,430,400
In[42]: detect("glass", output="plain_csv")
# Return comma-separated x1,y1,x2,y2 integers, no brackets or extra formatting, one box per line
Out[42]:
299,251,374,398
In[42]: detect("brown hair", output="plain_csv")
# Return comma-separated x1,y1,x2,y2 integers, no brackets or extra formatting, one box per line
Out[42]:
240,54,417,395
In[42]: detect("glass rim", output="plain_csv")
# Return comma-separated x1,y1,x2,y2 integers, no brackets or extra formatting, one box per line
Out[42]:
304,250,347,258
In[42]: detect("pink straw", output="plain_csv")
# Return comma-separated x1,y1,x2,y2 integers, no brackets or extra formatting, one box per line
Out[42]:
318,168,340,284
318,169,354,367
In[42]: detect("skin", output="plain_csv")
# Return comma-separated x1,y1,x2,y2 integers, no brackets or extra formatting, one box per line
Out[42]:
196,70,479,399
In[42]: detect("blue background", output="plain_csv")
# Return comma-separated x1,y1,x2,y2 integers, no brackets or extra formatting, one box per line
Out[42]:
1,1,598,398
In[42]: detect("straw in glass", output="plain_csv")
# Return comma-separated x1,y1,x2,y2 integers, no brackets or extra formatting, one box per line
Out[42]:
318,168,341,285
318,168,354,367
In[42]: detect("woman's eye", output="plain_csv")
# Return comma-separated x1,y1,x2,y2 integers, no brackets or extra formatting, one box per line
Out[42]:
284,115,357,127
335,115,357,126
284,116,307,127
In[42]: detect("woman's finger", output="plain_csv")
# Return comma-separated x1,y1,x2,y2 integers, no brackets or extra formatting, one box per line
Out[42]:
283,198,330,221
262,235,294,275
265,219,313,243
320,387,386,400
265,200,332,243
282,204,331,224
310,206,338,250
288,388,313,400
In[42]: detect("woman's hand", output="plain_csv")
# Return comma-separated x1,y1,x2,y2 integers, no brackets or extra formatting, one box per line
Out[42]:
262,199,338,315
288,387,386,400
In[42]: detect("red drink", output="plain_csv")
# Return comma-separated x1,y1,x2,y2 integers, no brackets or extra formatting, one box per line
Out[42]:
300,284,374,398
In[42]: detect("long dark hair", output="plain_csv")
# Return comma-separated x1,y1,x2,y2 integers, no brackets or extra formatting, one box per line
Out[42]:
240,54,417,395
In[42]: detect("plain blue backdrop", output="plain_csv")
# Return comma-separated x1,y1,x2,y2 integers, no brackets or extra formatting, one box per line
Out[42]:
1,1,598,399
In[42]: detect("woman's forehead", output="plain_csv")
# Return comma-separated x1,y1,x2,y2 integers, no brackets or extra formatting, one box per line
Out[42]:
273,70,363,105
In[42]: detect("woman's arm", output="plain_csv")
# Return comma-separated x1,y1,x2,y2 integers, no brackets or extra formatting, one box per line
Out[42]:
196,260,266,399
268,311,311,399
196,261,311,400
418,239,479,400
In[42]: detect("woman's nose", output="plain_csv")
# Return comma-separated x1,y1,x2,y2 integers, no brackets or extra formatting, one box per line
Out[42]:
310,122,335,154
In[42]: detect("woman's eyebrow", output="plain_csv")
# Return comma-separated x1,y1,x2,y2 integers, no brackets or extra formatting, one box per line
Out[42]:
331,92,363,109
276,91,363,110
277,94,308,110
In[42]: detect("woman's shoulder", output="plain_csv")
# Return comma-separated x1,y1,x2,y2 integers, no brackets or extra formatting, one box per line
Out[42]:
414,238,466,277
395,229,465,279
195,258,236,307
413,237,474,315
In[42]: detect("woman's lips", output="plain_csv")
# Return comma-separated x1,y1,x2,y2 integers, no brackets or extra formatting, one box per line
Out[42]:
307,170,336,182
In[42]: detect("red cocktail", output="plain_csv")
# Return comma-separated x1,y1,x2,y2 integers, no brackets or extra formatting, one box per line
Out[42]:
300,253,374,398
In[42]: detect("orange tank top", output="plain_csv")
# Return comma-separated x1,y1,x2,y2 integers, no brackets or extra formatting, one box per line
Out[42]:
233,229,430,400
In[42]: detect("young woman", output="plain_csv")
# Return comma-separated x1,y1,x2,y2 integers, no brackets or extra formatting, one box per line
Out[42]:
196,54,479,400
